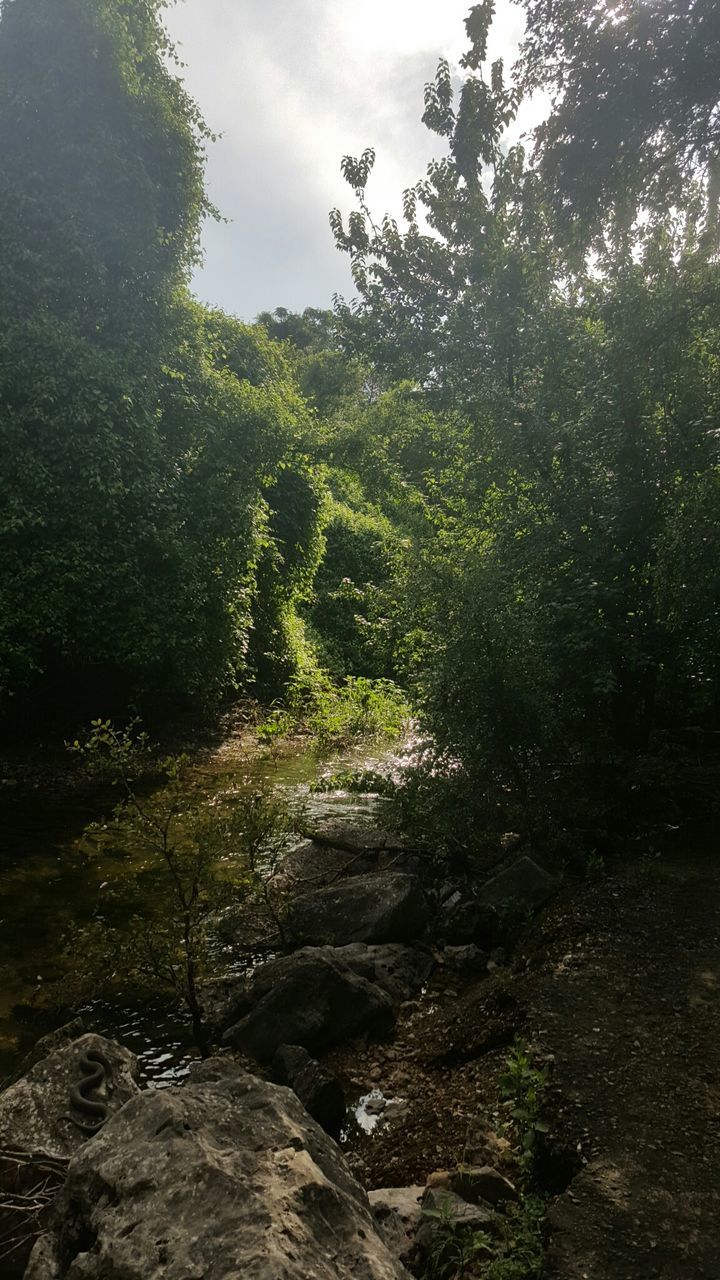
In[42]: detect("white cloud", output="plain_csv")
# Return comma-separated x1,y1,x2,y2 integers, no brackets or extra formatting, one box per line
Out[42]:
165,0,531,319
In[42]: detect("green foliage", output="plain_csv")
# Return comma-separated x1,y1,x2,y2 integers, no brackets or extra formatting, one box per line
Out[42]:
421,1189,546,1280
520,0,720,254
308,499,402,679
259,674,409,749
256,306,366,415
309,767,396,796
499,1041,550,1177
583,850,606,881
0,0,325,718
422,1195,493,1279
480,1197,546,1280
327,4,720,840
66,721,298,1053
249,464,329,695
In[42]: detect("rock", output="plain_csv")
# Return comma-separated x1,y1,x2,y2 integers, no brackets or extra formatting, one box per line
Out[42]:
365,1095,387,1116
198,973,250,1037
26,1059,411,1280
271,1043,345,1135
477,856,557,914
204,945,429,1056
335,943,434,1002
463,1127,516,1174
441,945,488,977
286,873,429,946
0,1034,139,1279
451,1165,519,1207
222,948,395,1061
436,896,501,946
20,1018,86,1072
0,1032,139,1162
382,1099,408,1121
417,1188,500,1251
369,1187,425,1264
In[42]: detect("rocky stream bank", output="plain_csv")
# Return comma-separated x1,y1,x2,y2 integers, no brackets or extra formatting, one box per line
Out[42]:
1,806,718,1278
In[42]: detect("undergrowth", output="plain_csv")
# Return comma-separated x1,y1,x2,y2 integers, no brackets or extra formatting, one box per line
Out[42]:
420,1041,550,1280
258,672,410,747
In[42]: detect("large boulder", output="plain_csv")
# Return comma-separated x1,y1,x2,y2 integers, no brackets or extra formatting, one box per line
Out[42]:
25,1058,411,1280
0,1033,139,1278
202,945,432,1044
334,944,434,1002
286,873,429,946
222,948,395,1062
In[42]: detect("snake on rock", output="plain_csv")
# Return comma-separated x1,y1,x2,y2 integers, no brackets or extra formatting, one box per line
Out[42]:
64,1048,113,1137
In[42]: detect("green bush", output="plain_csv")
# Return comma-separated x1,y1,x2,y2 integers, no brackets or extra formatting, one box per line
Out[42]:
308,499,403,680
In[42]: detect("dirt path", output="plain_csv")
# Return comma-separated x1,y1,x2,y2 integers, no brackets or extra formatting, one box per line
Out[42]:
522,831,720,1278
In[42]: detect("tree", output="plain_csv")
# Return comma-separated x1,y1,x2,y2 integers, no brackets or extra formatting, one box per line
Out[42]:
519,0,720,252
68,720,298,1056
0,0,325,718
329,1,720,833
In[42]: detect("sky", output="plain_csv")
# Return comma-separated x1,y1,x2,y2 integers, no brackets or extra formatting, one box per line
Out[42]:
165,0,530,322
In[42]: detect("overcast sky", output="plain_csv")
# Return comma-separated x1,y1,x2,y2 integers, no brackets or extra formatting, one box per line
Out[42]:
165,0,530,321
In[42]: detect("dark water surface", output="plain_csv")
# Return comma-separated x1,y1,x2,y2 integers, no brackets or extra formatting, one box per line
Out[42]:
0,729,411,1086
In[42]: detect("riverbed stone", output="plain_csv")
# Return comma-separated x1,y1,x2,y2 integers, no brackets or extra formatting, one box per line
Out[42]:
271,1043,346,1135
286,872,430,946
198,972,251,1037
25,1058,411,1280
222,948,395,1061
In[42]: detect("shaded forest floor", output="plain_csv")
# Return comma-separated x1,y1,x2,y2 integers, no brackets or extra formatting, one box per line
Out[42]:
530,827,720,1279
332,824,720,1278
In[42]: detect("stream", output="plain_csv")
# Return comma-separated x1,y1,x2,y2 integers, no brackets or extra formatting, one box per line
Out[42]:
0,727,414,1088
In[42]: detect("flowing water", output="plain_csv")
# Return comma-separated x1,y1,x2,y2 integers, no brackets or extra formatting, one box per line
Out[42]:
0,727,414,1087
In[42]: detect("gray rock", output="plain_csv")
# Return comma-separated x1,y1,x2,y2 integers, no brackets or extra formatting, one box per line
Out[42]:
335,943,434,1001
198,972,251,1037
271,1043,345,1135
222,948,395,1061
20,1018,86,1072
369,1187,425,1264
477,856,558,914
382,1099,408,1121
417,1188,500,1252
26,1059,411,1280
441,945,488,977
451,1165,519,1207
286,873,429,946
0,1032,139,1162
0,1034,139,1278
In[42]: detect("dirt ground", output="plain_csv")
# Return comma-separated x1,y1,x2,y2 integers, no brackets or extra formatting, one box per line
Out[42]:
331,825,720,1278
524,829,720,1279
